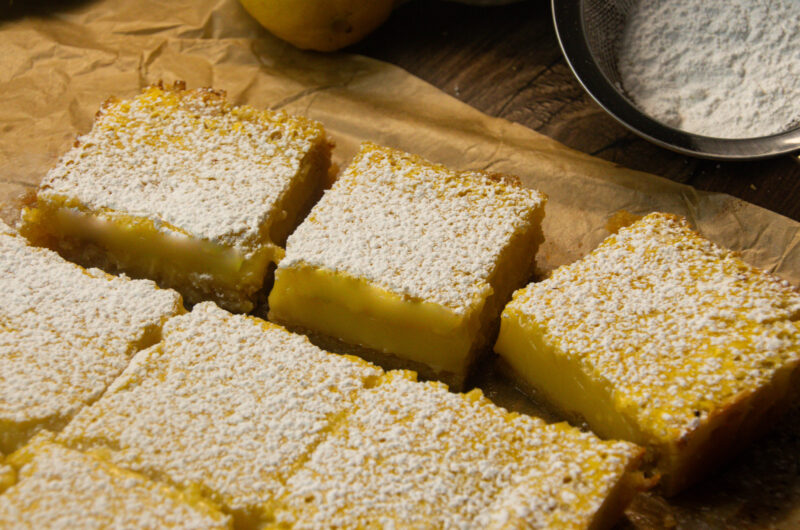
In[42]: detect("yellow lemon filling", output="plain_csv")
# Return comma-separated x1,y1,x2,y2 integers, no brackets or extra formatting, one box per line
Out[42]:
23,201,276,313
269,143,546,389
269,266,481,376
495,310,646,445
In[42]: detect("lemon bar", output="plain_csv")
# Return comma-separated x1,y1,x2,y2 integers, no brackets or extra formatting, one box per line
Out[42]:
269,142,546,389
275,371,647,529
495,213,800,494
0,220,182,454
0,439,231,529
58,302,383,527
21,83,332,312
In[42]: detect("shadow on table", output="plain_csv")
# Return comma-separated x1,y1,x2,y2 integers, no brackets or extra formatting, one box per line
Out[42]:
0,0,95,21
652,402,800,529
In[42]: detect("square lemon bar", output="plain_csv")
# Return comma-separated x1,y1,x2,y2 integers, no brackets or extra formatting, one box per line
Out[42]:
21,83,331,312
58,302,383,527
275,371,647,529
0,438,231,529
269,142,546,389
0,220,182,454
495,213,800,494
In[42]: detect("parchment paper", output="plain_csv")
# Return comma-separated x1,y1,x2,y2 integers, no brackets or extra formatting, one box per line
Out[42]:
1,0,799,527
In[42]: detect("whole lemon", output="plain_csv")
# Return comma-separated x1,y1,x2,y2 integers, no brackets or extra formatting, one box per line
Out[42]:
239,0,397,52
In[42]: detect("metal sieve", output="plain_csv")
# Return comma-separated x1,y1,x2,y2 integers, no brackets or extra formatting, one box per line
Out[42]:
552,0,800,160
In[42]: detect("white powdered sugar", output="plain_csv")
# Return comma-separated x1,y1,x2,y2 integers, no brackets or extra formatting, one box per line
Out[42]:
37,86,324,253
280,143,546,314
0,442,230,529
0,221,182,453
59,302,383,518
277,374,640,529
60,302,639,528
618,0,800,138
508,213,800,437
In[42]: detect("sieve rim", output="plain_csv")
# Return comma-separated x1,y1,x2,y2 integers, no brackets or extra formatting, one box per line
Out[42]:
551,0,800,161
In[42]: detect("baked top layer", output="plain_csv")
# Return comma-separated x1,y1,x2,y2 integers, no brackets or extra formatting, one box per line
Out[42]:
58,302,383,516
276,371,643,528
0,221,182,451
279,142,546,314
36,84,326,255
0,440,231,529
504,213,800,441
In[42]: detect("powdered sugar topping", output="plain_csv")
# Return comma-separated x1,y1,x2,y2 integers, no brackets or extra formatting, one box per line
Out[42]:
59,302,382,516
0,442,230,529
0,222,181,452
59,302,640,528
278,374,639,528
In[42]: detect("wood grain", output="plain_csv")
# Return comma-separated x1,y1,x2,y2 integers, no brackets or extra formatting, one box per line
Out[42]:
354,0,800,222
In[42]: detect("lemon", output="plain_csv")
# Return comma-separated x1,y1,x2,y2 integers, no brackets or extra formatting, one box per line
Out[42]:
239,0,396,52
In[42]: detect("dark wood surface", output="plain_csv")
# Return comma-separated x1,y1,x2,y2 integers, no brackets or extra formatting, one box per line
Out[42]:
354,0,800,222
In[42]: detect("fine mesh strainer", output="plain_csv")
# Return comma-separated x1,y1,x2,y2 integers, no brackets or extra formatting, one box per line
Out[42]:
552,0,800,160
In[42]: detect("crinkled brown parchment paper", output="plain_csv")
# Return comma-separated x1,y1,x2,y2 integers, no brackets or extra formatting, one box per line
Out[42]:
1,1,799,527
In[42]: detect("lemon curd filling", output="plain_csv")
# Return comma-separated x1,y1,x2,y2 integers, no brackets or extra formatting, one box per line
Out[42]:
495,213,800,494
269,266,481,376
495,311,646,446
23,200,277,313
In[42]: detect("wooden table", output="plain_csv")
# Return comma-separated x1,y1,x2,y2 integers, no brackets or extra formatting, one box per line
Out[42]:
354,0,800,222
